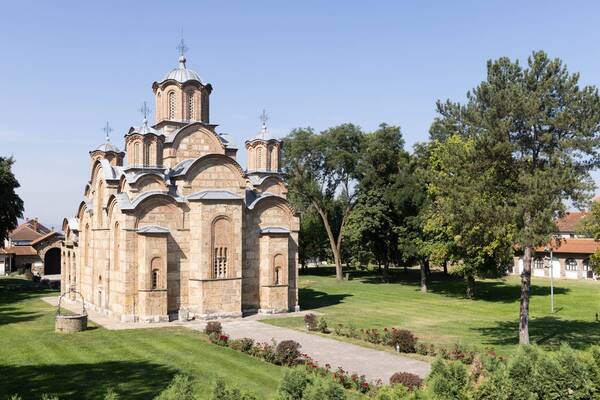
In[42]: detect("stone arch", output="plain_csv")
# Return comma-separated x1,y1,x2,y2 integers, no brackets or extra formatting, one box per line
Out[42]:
170,124,225,157
134,194,183,230
184,154,246,192
44,247,61,275
273,253,286,285
132,174,167,192
259,176,287,196
211,216,233,279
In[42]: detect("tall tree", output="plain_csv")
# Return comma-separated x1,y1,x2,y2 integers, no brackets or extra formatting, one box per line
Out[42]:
424,135,515,297
0,157,24,244
282,124,363,280
431,51,600,343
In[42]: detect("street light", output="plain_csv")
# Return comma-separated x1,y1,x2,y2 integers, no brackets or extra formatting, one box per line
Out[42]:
544,246,554,314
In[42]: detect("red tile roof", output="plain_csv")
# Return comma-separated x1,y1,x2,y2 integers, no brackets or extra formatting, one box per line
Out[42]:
535,238,600,255
1,246,38,256
30,231,61,246
556,212,587,233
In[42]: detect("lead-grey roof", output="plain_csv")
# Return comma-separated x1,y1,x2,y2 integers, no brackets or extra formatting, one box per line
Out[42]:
137,225,170,234
162,56,202,83
67,217,79,232
93,142,122,153
127,119,160,136
259,227,290,234
187,190,243,201
218,132,238,149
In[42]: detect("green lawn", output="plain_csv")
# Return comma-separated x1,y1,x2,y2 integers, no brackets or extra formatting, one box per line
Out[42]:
265,268,600,355
0,278,285,400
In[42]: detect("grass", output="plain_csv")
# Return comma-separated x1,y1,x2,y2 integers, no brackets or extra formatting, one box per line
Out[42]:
0,278,285,400
264,267,600,356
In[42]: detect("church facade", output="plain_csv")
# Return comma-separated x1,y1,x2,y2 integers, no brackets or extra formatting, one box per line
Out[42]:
61,51,299,322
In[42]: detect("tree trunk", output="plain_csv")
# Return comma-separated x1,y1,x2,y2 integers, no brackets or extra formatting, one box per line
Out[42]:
424,258,431,278
443,259,448,275
519,245,532,345
466,275,476,298
314,204,344,281
420,261,428,293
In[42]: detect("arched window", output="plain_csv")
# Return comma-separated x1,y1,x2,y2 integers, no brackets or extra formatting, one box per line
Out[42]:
72,254,76,283
273,254,285,285
583,258,590,271
84,223,90,267
211,217,232,279
151,257,161,289
270,146,277,171
266,146,272,171
168,91,176,120
134,142,141,166
534,258,544,269
97,181,105,227
257,147,263,170
566,258,578,271
186,91,194,120
143,141,150,166
113,222,120,271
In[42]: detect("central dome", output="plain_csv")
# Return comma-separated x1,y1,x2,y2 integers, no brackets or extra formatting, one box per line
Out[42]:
162,56,202,83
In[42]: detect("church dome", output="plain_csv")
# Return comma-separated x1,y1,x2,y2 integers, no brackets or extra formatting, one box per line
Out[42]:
162,56,202,83
94,142,122,153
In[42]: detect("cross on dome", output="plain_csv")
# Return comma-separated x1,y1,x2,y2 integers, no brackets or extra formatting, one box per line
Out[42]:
103,121,113,142
259,109,269,137
139,101,151,125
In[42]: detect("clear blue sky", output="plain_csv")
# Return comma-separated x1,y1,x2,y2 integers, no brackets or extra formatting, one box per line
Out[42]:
2,0,600,229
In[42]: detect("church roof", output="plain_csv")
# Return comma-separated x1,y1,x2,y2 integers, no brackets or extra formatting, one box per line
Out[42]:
162,56,202,84
246,126,280,144
93,142,122,153
137,225,170,235
127,119,160,136
187,190,243,201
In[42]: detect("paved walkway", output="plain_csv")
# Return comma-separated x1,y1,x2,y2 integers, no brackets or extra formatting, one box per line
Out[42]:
43,296,430,381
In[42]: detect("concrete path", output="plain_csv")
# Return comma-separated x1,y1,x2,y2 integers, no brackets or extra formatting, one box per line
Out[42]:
43,296,430,381
218,320,431,381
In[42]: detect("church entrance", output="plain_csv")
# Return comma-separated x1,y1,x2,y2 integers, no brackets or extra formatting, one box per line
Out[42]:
44,248,61,275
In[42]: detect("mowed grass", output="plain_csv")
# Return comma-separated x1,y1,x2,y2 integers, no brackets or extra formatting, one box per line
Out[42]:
0,278,284,400
265,268,600,355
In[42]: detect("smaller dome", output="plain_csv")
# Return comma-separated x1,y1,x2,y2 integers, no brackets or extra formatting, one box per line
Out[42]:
94,142,122,153
162,56,202,83
127,119,160,136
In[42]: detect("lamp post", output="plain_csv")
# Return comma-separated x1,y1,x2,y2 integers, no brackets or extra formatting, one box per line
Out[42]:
544,246,554,313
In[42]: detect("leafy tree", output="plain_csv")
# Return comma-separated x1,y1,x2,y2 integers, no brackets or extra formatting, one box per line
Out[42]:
282,125,363,280
577,201,600,275
430,51,600,343
424,135,515,297
297,206,329,268
0,157,24,244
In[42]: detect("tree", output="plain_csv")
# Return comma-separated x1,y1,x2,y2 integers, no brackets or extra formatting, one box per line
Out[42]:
0,157,24,244
431,51,600,343
424,135,515,297
577,201,600,275
346,124,413,280
298,206,329,268
282,124,363,280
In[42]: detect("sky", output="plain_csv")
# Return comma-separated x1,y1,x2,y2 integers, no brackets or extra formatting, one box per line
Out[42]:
1,0,600,229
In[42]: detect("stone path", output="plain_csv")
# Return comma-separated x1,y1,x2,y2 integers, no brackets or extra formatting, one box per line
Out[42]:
208,320,430,381
43,296,430,381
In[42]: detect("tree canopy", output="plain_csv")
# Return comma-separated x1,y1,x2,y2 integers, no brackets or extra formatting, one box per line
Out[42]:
0,157,24,244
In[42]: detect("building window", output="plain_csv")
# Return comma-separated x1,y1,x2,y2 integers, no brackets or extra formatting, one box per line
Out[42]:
168,91,176,120
257,147,263,169
566,258,578,271
113,222,120,271
584,259,590,271
186,91,194,120
213,247,228,278
534,258,544,269
151,269,159,289
274,267,281,285
143,142,150,166
134,142,141,165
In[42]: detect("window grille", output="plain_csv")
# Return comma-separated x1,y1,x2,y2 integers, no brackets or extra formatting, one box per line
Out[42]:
565,259,578,271
213,247,228,278
168,92,176,120
534,258,544,269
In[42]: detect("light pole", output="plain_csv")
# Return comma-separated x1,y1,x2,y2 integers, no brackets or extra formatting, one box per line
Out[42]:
544,246,554,313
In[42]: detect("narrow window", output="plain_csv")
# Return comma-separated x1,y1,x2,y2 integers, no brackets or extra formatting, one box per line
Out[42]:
274,267,281,285
168,91,176,120
143,142,150,166
213,247,228,278
584,259,590,271
151,269,159,289
534,258,544,269
257,148,263,170
186,91,194,120
134,142,141,165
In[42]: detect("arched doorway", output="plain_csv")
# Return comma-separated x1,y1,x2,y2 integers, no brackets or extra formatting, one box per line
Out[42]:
44,248,61,275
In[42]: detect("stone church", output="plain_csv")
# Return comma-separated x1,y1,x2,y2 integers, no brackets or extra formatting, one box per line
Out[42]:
61,49,299,322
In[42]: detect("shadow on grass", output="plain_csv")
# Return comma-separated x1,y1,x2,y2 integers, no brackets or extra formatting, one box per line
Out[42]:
299,288,353,310
0,278,58,326
302,268,570,304
476,317,600,350
0,361,178,400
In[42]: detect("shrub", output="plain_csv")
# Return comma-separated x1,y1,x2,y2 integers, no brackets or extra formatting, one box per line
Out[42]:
277,367,312,400
391,329,416,353
372,384,409,400
416,343,429,356
211,377,257,400
154,374,196,400
427,358,470,400
208,333,229,346
251,341,277,364
303,375,346,400
334,324,344,336
389,372,422,391
204,321,222,335
275,340,302,366
40,396,59,400
103,388,120,400
472,367,511,400
382,328,393,346
364,329,381,344
346,322,359,338
318,318,329,333
230,337,254,353
304,314,318,331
